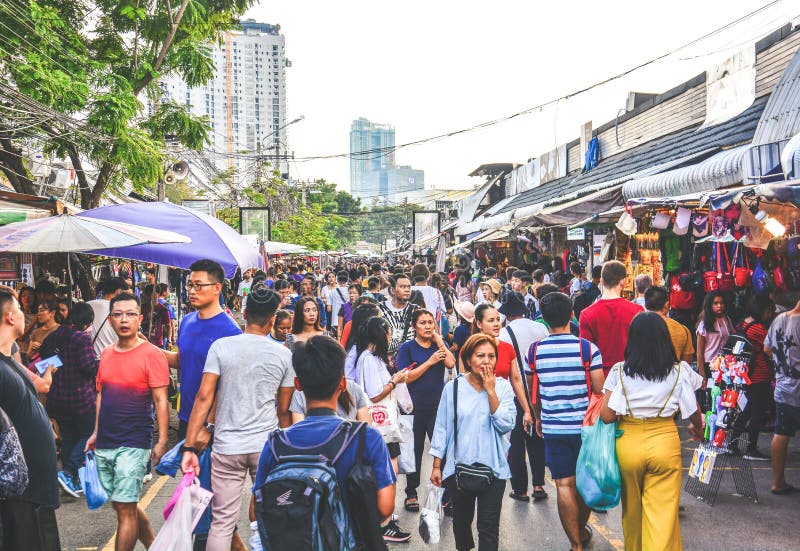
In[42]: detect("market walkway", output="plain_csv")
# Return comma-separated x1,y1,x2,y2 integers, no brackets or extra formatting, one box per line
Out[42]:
55,413,800,551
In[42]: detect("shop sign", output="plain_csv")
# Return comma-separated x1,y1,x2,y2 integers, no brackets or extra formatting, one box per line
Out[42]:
566,228,585,241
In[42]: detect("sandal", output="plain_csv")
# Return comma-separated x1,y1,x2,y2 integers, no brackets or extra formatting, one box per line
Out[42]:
771,484,799,495
532,488,548,501
509,491,530,502
581,525,593,545
404,496,420,512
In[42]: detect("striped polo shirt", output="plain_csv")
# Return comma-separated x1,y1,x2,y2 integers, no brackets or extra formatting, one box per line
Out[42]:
527,333,603,435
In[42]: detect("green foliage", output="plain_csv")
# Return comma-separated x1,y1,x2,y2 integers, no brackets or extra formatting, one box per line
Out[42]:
272,204,344,251
0,0,254,207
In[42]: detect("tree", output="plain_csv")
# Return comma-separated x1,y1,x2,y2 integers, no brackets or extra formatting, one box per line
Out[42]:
0,0,254,208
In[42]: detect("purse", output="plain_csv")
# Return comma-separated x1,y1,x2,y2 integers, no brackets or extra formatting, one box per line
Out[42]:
0,405,28,498
717,243,735,292
733,242,752,288
453,376,494,495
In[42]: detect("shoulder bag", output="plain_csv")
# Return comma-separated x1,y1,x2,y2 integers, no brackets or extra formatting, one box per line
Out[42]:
0,405,28,498
453,376,495,495
358,352,402,443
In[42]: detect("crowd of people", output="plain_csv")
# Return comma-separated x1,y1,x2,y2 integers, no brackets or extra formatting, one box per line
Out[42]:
1,254,798,551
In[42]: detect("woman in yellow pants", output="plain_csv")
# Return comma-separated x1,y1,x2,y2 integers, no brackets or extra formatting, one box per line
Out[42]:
600,312,704,551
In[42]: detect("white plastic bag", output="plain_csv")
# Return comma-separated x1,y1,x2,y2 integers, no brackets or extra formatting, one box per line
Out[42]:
395,382,414,414
418,482,444,544
150,477,194,551
398,415,415,474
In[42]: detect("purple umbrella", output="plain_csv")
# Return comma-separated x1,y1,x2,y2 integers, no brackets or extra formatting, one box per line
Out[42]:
78,202,263,278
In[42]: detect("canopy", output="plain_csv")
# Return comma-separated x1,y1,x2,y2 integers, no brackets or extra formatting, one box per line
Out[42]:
79,202,262,278
0,214,190,253
261,241,307,255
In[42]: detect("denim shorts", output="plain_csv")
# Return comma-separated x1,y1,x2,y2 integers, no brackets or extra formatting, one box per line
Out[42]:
775,402,800,437
95,447,150,503
543,434,582,480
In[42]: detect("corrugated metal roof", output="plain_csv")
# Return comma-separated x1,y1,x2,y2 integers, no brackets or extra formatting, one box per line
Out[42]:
752,45,800,145
496,94,769,216
622,145,750,199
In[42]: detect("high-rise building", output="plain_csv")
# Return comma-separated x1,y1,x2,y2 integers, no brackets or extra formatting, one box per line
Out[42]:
362,166,425,205
350,118,395,198
162,20,291,187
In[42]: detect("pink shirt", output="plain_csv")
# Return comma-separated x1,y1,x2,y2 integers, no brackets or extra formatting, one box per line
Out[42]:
697,316,734,362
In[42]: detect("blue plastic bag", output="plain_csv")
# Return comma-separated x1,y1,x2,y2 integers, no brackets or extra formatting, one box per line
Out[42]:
576,420,621,510
78,451,109,510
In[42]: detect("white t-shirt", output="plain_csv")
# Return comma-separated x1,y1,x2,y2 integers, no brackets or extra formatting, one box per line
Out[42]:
344,346,359,381
357,350,391,400
203,334,294,454
321,285,337,307
329,286,349,327
603,361,703,419
237,279,252,297
500,318,549,362
290,379,367,420
87,299,117,357
412,285,445,317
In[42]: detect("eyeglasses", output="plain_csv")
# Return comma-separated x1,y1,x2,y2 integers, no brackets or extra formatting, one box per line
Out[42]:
186,282,218,291
110,312,139,319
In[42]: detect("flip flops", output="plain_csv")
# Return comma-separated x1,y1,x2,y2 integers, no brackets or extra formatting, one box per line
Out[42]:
404,496,420,511
508,492,530,502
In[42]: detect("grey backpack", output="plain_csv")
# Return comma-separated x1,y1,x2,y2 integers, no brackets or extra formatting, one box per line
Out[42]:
0,406,28,498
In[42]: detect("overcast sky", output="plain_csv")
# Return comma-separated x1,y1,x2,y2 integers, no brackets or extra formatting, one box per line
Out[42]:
244,0,798,197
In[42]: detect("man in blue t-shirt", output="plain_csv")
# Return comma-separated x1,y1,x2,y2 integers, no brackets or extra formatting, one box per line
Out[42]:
528,292,605,551
254,336,404,542
165,259,242,441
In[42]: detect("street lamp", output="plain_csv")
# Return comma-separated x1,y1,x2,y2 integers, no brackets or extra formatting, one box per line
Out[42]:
260,115,305,146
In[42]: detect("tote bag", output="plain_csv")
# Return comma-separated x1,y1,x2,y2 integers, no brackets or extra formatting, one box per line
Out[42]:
357,352,402,443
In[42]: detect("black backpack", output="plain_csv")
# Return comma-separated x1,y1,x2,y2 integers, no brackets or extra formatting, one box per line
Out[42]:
254,421,386,551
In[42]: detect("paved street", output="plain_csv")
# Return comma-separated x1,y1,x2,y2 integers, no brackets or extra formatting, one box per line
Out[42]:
55,409,800,551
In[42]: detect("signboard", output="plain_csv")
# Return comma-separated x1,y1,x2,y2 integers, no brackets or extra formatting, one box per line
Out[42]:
566,227,585,241
239,207,271,242
412,210,440,245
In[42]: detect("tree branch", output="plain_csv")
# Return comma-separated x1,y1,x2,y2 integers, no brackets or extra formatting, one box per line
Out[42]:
0,134,36,195
132,0,190,96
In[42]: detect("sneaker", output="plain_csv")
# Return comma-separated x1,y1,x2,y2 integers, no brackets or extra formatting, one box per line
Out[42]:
142,472,153,484
57,471,80,498
744,449,770,461
382,517,412,543
249,521,264,551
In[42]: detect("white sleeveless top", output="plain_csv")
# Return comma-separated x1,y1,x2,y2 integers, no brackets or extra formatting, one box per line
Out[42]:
603,361,703,419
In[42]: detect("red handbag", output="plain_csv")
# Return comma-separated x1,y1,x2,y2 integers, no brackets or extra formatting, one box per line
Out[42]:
774,257,788,291
703,271,719,292
718,243,734,292
733,242,751,288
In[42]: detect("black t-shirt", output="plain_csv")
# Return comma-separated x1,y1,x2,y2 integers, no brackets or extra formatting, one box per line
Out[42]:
0,353,59,508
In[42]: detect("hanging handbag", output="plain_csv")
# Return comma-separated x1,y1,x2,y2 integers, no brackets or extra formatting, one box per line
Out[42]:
733,242,752,288
453,377,494,495
752,257,770,294
773,257,788,292
718,243,735,292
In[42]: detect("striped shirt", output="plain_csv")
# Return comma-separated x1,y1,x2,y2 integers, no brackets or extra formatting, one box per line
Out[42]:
527,334,602,435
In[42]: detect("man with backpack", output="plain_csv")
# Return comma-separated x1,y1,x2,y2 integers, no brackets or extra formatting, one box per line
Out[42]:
253,336,397,550
528,292,605,551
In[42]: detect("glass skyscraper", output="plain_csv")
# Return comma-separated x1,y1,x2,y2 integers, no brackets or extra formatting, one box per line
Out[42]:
349,118,396,199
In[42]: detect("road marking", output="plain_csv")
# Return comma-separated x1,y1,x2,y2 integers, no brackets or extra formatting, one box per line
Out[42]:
102,475,170,551
544,473,625,551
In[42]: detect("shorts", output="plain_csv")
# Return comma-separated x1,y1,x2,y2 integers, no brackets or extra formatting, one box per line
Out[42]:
387,442,401,459
95,447,151,503
775,402,800,437
543,434,582,480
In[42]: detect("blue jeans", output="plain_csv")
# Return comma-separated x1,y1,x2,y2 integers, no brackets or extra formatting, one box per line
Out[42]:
53,412,95,480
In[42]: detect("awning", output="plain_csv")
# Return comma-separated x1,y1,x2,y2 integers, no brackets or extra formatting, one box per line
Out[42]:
622,145,749,199
447,226,512,253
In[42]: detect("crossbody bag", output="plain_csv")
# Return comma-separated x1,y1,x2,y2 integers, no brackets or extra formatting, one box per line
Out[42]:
453,376,495,494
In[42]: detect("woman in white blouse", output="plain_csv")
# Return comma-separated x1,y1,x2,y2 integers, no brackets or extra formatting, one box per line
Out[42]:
600,312,704,551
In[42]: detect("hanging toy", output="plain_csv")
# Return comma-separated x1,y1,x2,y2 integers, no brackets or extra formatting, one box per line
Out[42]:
710,386,722,413
712,429,727,447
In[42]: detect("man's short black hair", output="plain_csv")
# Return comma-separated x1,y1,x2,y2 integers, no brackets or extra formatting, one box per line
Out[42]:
35,280,57,295
109,291,140,311
371,263,382,273
485,267,497,277
367,276,381,290
644,286,670,312
66,302,94,330
512,269,532,283
293,336,345,401
535,282,560,300
540,292,573,327
189,259,225,284
103,277,130,295
302,273,318,287
337,271,349,284
388,273,410,288
245,283,281,326
591,265,602,280
146,267,157,276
